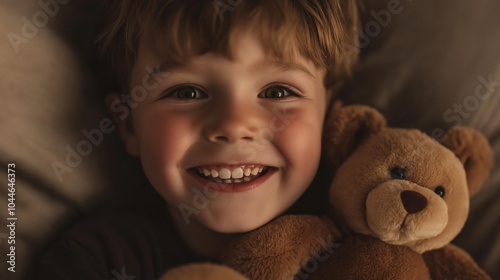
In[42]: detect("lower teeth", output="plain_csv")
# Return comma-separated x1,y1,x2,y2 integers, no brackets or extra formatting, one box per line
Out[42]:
214,177,255,184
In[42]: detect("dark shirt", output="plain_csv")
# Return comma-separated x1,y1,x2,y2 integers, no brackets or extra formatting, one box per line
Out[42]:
34,203,203,280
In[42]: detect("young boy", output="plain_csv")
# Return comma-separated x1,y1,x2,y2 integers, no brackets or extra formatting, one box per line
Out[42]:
36,0,359,278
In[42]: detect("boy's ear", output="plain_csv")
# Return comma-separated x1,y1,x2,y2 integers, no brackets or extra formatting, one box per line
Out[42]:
323,105,386,168
442,126,494,196
105,93,140,157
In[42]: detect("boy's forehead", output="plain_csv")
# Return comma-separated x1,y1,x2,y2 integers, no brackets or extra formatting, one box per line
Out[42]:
138,31,325,81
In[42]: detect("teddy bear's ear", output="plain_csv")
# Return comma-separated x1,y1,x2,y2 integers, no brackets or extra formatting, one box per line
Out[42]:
442,127,494,196
323,105,386,168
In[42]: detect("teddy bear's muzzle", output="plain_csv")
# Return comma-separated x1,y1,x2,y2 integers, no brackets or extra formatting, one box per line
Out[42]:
365,180,448,252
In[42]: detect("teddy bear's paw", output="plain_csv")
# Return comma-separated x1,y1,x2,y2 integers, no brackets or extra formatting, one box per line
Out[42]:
307,235,431,280
423,244,492,280
222,215,335,280
159,263,249,280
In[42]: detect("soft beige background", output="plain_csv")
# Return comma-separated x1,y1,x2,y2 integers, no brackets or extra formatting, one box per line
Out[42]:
0,1,110,279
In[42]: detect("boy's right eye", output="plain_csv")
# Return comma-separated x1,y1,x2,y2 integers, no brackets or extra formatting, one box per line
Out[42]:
161,86,208,100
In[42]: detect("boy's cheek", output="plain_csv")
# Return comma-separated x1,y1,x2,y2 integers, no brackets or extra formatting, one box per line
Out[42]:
274,108,323,173
133,112,196,176
134,108,196,145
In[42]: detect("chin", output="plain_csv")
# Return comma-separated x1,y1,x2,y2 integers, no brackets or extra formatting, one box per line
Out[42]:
200,211,275,234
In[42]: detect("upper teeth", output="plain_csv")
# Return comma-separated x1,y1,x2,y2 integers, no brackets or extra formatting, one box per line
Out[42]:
197,166,265,179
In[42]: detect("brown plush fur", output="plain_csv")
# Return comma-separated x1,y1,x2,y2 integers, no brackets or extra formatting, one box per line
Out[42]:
309,235,430,280
423,244,491,279
442,126,494,196
330,128,472,253
326,107,493,254
323,105,386,169
222,215,333,280
160,263,249,280
221,105,493,279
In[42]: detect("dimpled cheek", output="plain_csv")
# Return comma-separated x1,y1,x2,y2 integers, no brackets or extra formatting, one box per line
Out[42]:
135,111,198,199
274,107,323,195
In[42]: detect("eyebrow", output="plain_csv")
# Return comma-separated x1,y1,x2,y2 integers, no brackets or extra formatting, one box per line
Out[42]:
252,60,317,81
147,59,317,82
146,62,181,83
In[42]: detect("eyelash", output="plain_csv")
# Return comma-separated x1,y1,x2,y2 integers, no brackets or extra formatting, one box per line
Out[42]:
159,85,208,100
159,84,302,100
258,85,301,100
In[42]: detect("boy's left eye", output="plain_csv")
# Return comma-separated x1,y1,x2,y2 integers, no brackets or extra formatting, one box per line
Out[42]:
161,86,208,100
258,85,299,99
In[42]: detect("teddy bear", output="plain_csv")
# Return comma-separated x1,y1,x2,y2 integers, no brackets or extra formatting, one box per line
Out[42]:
219,105,493,280
159,263,249,280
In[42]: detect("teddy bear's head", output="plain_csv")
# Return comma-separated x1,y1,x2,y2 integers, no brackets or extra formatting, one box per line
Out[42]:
323,106,493,253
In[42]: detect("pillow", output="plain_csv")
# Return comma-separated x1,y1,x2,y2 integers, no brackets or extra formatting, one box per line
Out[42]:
339,0,500,277
0,2,110,279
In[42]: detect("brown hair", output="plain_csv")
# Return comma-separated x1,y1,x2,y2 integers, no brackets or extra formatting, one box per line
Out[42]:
98,0,360,92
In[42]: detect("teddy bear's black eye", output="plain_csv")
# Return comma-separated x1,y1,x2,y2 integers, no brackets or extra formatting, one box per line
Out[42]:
434,186,445,198
390,167,406,180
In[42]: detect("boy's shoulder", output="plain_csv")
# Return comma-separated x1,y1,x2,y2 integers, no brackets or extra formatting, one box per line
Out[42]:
33,203,202,279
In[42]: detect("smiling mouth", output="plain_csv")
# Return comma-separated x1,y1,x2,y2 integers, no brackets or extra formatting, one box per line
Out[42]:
190,164,272,184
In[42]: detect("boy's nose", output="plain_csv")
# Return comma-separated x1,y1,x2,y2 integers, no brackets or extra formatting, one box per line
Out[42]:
203,102,262,144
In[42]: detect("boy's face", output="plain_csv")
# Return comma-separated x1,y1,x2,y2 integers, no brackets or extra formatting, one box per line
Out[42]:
116,31,328,233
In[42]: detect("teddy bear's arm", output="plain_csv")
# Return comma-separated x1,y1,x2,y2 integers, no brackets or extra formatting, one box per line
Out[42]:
221,215,334,280
308,235,431,280
159,263,249,280
423,244,491,280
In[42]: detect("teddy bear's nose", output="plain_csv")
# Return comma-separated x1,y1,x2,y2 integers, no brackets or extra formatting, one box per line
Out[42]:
400,190,428,214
